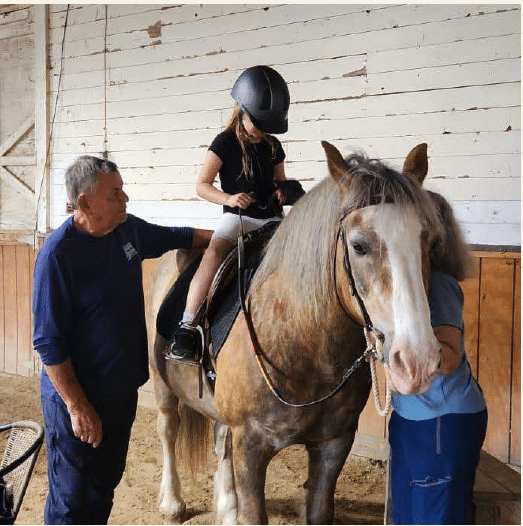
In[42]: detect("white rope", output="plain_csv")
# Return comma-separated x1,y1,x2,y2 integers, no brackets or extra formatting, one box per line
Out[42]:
364,328,392,417
370,355,392,417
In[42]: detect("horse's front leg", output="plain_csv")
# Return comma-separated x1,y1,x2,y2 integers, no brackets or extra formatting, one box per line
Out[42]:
231,426,275,524
154,371,187,524
304,430,356,524
214,422,238,524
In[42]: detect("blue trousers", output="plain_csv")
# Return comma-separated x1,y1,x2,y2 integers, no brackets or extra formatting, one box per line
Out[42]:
41,393,138,525
389,409,487,525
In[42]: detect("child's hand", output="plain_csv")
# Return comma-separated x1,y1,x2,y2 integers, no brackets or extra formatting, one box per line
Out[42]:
226,193,255,209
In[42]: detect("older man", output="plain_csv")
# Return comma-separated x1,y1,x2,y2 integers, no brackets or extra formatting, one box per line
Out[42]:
33,155,211,524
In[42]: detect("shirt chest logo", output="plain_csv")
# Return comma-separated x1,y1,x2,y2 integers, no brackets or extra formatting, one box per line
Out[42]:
123,242,138,261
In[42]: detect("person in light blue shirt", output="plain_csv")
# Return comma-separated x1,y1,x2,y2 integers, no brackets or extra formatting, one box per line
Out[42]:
387,191,487,525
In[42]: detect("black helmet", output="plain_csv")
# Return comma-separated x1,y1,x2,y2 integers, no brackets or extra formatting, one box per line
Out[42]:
231,65,290,134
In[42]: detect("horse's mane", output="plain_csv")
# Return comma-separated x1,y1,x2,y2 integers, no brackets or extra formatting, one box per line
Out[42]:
251,153,445,325
427,190,473,281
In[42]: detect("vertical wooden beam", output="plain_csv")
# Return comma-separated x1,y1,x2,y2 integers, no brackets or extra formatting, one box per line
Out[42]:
462,257,481,378
34,4,50,234
510,260,520,466
0,247,5,371
3,246,18,374
15,245,32,376
30,247,38,375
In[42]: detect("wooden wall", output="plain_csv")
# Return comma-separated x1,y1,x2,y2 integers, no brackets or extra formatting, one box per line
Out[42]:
0,243,36,376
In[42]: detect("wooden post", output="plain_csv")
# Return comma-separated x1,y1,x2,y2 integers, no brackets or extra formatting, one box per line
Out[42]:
34,4,49,236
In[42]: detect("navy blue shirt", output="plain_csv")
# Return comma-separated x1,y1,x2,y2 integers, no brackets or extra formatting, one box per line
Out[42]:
33,214,194,403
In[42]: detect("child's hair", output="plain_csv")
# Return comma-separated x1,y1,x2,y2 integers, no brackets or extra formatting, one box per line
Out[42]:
225,104,278,180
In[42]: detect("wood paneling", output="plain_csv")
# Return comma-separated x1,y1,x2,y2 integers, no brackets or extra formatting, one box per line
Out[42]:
0,243,38,376
479,258,515,463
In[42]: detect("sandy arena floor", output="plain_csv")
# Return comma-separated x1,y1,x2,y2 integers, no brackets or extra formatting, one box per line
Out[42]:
1,373,385,525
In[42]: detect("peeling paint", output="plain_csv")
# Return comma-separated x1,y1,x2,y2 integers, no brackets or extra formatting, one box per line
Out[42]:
206,49,226,57
343,67,367,78
146,21,162,39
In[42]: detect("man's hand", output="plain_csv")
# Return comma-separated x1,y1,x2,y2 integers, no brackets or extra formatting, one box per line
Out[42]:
44,359,103,448
68,401,103,447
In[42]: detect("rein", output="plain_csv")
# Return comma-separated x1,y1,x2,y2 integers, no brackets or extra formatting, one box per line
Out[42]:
237,209,391,413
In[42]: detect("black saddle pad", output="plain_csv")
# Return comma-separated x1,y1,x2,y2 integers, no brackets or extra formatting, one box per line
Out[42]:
156,221,280,358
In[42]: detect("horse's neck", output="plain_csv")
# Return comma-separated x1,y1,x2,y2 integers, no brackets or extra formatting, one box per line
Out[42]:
249,271,364,367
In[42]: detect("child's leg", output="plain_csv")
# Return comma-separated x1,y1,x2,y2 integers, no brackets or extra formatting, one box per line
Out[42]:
184,236,236,320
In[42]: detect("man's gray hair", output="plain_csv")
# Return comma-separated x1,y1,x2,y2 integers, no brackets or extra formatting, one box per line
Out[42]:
65,155,118,213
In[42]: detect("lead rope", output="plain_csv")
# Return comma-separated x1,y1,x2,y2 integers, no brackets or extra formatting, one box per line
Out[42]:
364,328,392,417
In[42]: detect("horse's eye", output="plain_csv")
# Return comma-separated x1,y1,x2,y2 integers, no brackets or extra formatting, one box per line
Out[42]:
352,242,367,255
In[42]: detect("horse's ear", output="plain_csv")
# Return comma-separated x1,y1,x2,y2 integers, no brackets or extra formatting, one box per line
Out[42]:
321,141,351,189
403,143,428,184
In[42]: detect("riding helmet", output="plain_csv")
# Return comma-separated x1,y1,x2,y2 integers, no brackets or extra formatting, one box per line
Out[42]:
231,65,290,134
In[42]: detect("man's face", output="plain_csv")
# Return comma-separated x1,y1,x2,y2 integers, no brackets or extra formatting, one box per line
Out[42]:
86,170,129,236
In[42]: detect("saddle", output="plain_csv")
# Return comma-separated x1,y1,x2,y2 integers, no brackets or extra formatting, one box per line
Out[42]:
156,221,280,385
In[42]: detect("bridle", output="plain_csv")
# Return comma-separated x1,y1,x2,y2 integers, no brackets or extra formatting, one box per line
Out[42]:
238,208,392,414
333,211,385,360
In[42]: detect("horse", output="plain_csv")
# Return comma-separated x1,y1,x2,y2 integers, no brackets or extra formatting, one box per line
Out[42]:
146,140,447,524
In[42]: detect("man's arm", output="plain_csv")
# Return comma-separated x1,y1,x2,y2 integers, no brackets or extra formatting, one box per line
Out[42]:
44,359,103,447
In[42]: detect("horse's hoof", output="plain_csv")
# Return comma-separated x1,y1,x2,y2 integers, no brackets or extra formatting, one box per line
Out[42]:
162,506,187,525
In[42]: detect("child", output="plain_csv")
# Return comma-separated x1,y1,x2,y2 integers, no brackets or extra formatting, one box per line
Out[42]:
168,65,291,364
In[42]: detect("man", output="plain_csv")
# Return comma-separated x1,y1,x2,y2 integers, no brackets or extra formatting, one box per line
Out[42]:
32,155,212,524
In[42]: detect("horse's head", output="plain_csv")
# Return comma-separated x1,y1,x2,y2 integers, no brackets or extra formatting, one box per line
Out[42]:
322,141,444,395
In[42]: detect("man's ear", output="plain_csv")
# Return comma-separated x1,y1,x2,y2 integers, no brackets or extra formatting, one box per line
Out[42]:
77,193,90,213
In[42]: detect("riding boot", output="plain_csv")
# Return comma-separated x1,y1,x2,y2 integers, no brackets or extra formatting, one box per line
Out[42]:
166,323,201,365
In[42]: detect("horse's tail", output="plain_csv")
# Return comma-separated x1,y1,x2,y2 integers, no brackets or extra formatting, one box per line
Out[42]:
176,403,212,476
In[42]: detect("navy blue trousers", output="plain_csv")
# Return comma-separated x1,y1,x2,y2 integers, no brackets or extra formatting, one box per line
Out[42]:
388,409,487,525
41,393,138,525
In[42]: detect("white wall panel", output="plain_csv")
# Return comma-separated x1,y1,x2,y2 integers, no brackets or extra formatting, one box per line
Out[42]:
44,3,521,247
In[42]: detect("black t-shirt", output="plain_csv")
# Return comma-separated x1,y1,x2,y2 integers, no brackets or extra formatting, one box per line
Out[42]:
209,129,286,219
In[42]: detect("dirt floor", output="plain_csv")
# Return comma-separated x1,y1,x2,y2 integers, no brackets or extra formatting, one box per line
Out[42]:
1,373,386,525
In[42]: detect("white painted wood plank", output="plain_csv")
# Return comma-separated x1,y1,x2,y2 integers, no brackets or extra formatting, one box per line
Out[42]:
286,131,521,163
51,83,520,127
0,18,33,41
424,177,521,202
35,4,49,233
51,106,518,153
453,201,521,226
292,83,521,123
0,6,31,25
460,222,520,247
366,58,520,96
368,34,520,74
